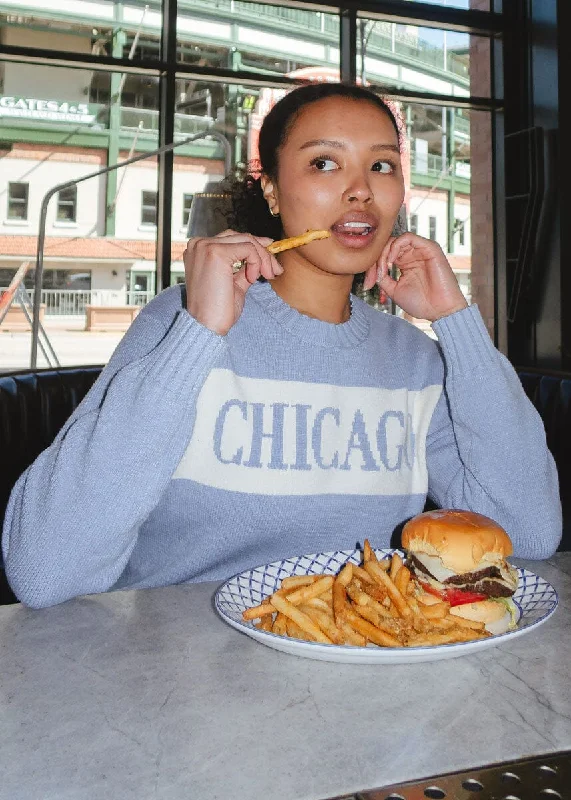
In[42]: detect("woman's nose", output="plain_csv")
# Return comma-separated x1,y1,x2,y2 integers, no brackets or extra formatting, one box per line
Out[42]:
343,175,373,204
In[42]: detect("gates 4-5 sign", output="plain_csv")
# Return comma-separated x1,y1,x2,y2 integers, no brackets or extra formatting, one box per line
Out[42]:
0,96,96,124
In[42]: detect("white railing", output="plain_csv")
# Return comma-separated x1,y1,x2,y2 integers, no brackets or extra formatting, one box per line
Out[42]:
126,291,154,307
41,290,92,315
0,288,155,315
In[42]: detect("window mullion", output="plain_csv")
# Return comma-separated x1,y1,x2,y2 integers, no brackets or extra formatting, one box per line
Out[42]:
340,8,357,85
156,0,178,293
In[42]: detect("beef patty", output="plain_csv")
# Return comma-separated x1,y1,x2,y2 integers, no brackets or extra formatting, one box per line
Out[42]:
407,554,514,598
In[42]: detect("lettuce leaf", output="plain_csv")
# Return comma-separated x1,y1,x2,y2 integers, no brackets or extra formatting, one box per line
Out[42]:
494,597,519,629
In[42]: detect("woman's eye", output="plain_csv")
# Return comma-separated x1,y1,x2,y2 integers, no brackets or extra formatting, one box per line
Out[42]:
372,160,394,174
311,157,338,172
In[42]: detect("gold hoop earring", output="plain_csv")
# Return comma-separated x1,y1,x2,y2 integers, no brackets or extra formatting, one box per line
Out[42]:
269,208,279,217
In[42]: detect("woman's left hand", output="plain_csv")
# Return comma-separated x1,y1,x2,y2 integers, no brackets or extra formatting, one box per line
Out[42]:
364,233,468,322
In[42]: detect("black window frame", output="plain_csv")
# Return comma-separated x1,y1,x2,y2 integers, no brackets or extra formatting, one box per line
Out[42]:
56,186,78,223
141,190,158,227
429,216,437,241
7,182,29,221
182,193,194,230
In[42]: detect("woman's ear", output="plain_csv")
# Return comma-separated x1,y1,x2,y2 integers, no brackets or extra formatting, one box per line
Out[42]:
260,174,280,216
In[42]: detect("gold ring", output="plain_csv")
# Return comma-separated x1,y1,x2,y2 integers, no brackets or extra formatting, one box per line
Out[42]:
232,259,246,273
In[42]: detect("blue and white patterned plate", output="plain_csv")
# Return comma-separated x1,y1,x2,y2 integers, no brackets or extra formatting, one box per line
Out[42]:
214,549,559,664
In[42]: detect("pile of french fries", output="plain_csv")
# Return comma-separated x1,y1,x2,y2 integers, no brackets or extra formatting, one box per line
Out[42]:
242,541,491,647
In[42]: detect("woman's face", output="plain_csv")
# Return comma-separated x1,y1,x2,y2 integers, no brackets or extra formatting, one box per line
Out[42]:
265,95,405,277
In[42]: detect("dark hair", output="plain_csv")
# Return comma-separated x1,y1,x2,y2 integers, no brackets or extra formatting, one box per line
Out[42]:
230,82,402,238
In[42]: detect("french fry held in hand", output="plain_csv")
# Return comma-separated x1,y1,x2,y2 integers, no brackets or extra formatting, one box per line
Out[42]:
243,540,493,648
266,229,331,254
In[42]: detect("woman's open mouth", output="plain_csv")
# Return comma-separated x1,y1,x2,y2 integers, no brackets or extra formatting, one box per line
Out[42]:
331,218,377,249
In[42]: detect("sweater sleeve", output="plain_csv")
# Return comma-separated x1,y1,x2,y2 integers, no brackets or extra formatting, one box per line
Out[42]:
2,298,225,608
426,304,562,559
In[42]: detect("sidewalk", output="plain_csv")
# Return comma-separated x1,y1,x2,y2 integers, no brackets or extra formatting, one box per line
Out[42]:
0,317,124,371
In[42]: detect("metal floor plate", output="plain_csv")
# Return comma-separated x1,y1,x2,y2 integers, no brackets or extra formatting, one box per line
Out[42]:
327,749,571,800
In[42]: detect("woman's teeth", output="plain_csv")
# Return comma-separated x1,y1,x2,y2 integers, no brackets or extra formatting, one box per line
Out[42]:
340,222,372,235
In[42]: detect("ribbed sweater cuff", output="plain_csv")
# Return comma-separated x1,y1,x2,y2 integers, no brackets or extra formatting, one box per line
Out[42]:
146,310,225,403
431,304,497,374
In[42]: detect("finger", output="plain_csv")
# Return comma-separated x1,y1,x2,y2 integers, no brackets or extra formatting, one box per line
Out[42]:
246,240,283,281
245,258,263,285
231,240,275,286
385,234,414,267
207,232,273,247
267,254,285,280
228,238,278,277
362,263,377,292
183,237,200,259
258,249,282,281
271,255,285,277
378,237,396,273
255,237,285,280
216,230,275,249
215,229,239,238
376,258,398,297
191,237,270,275
257,236,275,248
375,240,393,285
232,267,257,294
231,251,267,291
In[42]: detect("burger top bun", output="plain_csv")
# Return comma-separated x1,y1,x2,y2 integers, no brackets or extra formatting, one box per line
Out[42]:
401,509,513,574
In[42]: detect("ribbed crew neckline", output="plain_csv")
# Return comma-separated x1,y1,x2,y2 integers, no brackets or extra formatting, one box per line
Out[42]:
247,280,370,348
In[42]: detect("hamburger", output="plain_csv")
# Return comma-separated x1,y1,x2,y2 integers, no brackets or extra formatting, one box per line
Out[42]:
401,509,519,635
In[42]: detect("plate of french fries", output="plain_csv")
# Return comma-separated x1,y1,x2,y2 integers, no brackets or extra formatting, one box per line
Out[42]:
214,542,558,663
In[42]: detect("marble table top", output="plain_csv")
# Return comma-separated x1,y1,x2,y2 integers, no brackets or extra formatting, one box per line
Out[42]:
1,552,571,800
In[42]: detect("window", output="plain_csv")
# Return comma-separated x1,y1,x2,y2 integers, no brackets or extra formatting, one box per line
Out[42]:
182,194,194,230
141,191,158,226
133,274,149,292
429,216,437,241
7,182,29,220
0,0,512,369
56,186,77,222
455,218,465,246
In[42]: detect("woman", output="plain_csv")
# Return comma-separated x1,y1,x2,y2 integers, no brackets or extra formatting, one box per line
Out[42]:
2,83,561,608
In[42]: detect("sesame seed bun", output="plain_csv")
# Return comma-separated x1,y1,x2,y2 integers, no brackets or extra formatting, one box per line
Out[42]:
401,509,513,575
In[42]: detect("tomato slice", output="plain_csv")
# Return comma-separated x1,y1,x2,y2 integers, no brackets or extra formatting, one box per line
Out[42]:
419,581,488,607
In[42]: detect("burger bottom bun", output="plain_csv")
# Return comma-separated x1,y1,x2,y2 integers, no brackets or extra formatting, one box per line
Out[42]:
450,599,512,635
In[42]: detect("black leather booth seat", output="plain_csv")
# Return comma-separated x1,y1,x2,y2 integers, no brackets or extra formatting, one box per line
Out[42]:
0,366,102,604
517,369,571,552
1,364,569,605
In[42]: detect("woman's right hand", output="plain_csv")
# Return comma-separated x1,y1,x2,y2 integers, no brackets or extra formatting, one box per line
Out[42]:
183,230,283,335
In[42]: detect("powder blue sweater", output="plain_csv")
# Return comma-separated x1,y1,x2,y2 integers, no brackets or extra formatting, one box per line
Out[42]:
2,281,562,607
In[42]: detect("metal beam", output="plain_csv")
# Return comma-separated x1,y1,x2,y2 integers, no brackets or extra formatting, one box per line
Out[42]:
340,8,357,84
156,0,177,294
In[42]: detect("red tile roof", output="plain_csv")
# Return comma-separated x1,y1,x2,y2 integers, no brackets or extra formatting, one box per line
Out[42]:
1,235,469,271
0,235,186,262
447,254,471,272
